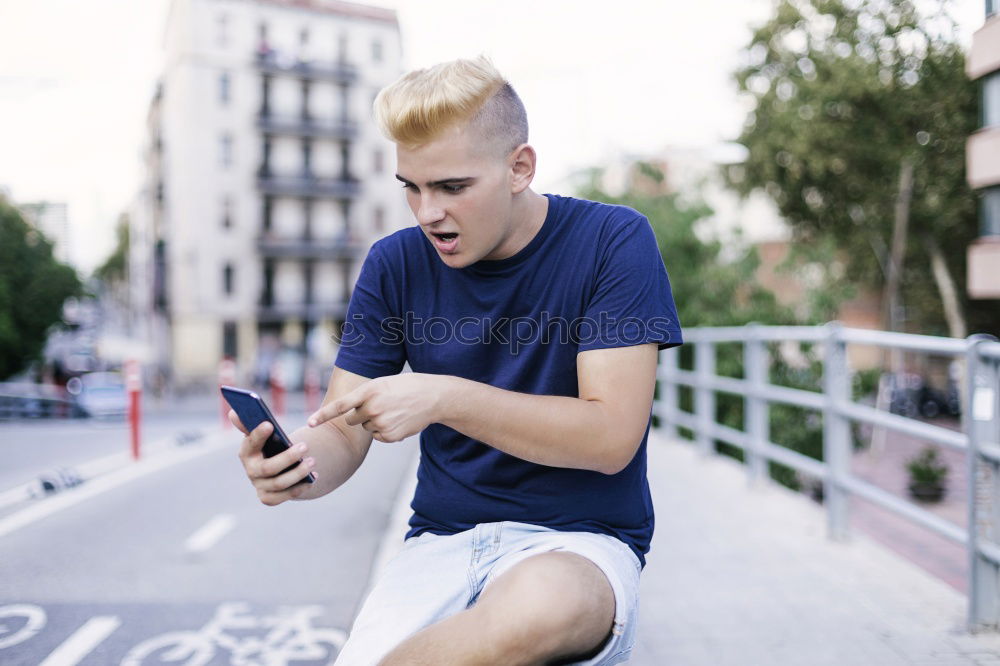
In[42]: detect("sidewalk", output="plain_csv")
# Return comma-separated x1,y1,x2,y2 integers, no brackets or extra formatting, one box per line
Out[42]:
634,432,1000,665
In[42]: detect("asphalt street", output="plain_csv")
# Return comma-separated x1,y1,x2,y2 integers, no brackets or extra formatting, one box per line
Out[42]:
0,402,417,665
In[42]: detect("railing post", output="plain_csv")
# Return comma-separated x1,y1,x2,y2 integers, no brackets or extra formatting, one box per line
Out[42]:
745,325,768,485
657,347,679,441
966,335,1000,631
822,323,850,541
695,341,716,456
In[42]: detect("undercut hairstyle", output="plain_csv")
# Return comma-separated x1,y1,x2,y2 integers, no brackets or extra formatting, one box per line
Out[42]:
374,55,529,157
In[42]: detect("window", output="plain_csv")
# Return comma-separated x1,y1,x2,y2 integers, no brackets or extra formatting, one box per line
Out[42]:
988,0,997,18
262,195,273,232
982,72,1000,129
222,196,232,229
216,14,229,47
222,321,237,359
982,187,1000,237
374,205,385,233
220,134,233,168
373,149,384,174
372,38,383,63
338,34,348,62
223,263,234,296
301,139,313,176
219,72,230,105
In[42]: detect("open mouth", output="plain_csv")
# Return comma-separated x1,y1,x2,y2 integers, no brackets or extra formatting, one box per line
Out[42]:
430,232,460,252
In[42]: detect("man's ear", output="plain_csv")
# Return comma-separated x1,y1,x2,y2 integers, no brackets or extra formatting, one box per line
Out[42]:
508,143,536,194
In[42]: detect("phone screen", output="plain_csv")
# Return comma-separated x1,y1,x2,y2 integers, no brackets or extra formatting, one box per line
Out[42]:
220,386,315,483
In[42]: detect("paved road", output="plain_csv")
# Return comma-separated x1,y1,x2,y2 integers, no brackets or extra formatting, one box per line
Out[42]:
0,406,417,665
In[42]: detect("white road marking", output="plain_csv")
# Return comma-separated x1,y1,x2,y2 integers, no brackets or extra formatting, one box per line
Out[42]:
185,513,237,553
0,432,231,539
38,615,121,666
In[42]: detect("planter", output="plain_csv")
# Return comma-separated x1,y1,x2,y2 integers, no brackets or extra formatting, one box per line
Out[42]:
908,481,946,503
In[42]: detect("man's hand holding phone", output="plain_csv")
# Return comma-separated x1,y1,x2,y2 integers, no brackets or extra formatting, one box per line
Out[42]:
230,411,318,506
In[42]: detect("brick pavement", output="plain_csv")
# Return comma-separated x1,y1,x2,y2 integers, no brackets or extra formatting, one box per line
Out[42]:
632,432,1000,665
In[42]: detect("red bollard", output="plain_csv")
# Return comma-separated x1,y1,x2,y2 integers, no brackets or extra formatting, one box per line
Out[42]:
218,357,236,428
125,359,142,461
270,362,286,417
304,365,321,414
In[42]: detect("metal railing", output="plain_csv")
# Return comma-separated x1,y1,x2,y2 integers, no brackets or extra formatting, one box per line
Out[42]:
256,113,358,140
653,323,1000,631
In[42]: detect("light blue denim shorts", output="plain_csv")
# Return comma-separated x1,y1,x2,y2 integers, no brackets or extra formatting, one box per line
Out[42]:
334,520,642,665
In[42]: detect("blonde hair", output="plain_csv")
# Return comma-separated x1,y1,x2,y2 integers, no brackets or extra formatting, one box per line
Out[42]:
374,55,528,155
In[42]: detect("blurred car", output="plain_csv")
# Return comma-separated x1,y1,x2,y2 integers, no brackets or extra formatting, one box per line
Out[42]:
69,372,128,418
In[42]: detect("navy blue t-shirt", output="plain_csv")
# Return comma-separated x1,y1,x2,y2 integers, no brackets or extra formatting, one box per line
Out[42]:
334,193,682,566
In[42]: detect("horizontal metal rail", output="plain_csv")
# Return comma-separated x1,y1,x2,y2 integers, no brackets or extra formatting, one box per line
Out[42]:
654,323,1000,630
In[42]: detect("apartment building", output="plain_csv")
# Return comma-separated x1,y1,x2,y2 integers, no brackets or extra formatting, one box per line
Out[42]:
135,0,406,386
967,0,1000,299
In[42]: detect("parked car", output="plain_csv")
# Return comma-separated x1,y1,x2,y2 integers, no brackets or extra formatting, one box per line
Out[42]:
69,372,128,418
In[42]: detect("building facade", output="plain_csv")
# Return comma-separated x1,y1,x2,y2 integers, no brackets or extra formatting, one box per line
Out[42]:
136,0,406,386
966,0,1000,299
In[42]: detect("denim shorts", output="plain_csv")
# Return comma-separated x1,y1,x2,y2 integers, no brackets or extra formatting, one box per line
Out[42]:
334,521,641,665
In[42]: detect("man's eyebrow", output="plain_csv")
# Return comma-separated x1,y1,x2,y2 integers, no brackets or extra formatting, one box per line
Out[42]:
395,174,475,187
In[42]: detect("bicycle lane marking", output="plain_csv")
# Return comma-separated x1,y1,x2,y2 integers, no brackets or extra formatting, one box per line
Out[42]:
38,616,121,666
185,514,237,554
0,431,230,540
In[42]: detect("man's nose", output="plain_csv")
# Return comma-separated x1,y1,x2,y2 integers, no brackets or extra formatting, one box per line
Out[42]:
415,194,445,227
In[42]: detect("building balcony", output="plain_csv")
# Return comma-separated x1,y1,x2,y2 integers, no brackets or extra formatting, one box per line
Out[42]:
256,113,359,140
254,51,358,84
257,299,349,323
257,172,361,198
967,127,1000,190
257,234,364,260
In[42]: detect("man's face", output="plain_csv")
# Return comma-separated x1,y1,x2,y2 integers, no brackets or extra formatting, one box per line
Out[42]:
395,123,515,269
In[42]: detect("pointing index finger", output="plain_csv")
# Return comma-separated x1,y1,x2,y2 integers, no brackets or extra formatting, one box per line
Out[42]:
308,387,364,427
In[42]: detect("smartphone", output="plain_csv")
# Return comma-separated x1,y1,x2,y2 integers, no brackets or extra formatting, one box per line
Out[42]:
220,385,316,484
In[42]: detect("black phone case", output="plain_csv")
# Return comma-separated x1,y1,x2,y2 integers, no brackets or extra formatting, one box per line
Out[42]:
221,386,315,483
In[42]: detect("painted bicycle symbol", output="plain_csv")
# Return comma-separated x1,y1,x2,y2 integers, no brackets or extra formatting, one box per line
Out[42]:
121,602,346,665
0,604,47,650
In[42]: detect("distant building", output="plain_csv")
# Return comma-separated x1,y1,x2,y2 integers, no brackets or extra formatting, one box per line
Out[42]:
134,0,406,386
18,201,72,267
966,0,1000,299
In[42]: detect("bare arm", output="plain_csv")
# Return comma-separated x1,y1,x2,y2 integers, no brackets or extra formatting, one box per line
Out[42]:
310,343,659,475
234,366,375,505
435,343,659,474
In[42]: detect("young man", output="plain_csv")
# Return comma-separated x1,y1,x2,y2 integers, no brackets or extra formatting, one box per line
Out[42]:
233,56,681,665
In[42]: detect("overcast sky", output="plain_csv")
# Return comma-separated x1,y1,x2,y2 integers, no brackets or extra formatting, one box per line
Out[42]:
0,0,987,272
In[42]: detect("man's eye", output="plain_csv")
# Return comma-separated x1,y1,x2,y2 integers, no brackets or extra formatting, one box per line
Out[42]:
400,182,417,191
442,184,466,194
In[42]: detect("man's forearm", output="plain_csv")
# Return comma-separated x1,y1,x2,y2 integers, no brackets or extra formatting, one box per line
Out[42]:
286,421,367,500
435,376,634,474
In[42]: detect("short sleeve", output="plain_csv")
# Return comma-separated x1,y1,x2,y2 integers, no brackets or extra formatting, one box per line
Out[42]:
334,243,407,378
577,214,683,352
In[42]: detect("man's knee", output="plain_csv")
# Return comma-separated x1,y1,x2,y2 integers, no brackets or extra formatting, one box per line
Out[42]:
474,552,615,661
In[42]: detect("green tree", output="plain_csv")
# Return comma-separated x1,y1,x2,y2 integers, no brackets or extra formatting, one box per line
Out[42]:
0,195,82,379
729,0,996,338
94,214,129,285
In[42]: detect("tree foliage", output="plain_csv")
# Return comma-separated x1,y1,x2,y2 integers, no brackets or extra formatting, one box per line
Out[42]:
729,0,996,336
0,196,82,380
94,214,129,285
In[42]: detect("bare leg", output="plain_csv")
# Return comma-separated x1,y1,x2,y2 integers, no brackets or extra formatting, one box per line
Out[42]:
378,552,615,666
